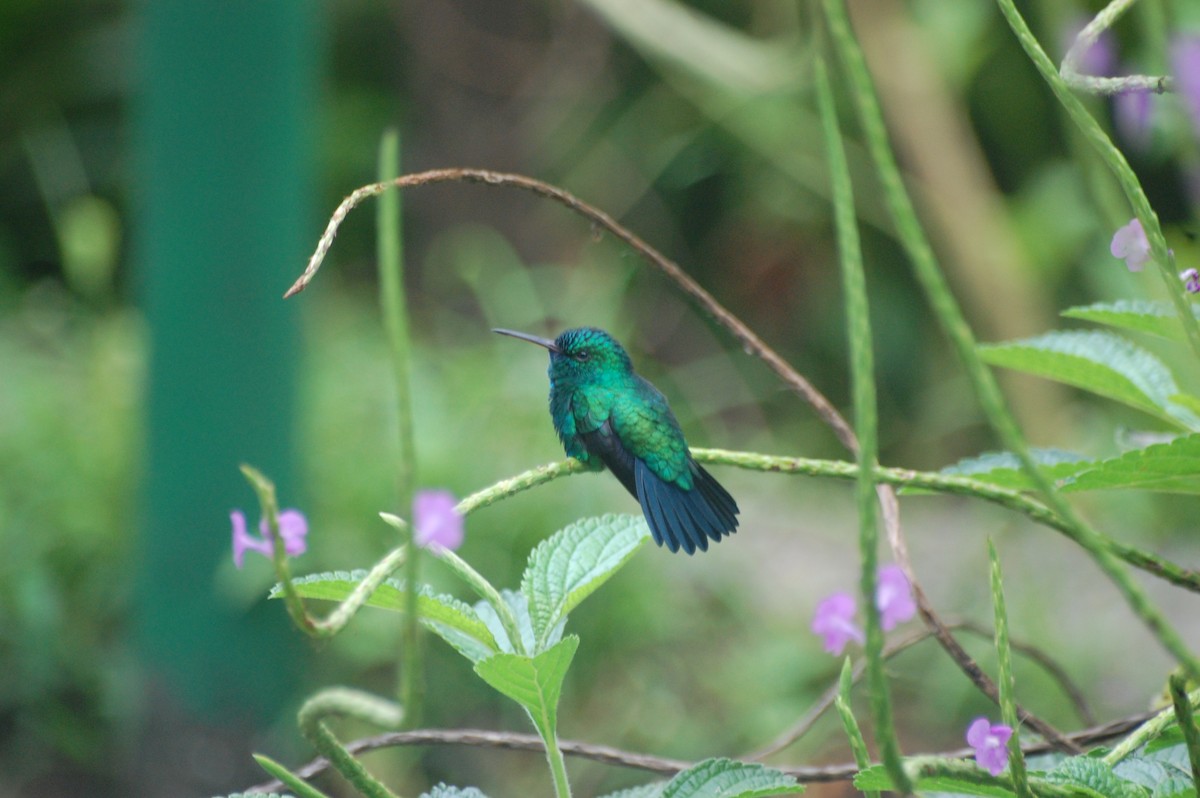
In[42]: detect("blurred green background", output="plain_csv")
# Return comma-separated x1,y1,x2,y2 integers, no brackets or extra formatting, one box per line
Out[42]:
3,0,1200,796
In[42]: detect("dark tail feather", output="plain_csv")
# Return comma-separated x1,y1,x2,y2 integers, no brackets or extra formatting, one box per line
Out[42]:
693,463,739,533
634,459,740,555
635,459,682,552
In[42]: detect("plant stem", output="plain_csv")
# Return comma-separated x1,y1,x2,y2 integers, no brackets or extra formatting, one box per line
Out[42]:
544,729,573,798
835,658,879,798
376,128,423,724
298,688,405,798
824,0,1200,680
444,449,1200,595
240,464,312,633
1105,685,1200,764
988,541,1033,798
1169,674,1200,791
815,47,910,793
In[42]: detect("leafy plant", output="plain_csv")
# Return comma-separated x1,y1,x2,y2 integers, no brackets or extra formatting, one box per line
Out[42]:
221,1,1200,797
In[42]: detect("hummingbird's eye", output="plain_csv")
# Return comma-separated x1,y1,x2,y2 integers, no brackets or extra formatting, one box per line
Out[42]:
575,349,590,361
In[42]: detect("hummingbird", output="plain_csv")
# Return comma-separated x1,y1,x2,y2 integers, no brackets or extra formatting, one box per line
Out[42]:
493,326,739,554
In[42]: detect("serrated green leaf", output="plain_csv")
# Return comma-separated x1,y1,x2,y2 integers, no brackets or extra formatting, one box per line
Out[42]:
473,635,579,741
978,331,1200,429
423,620,497,664
660,758,802,798
1062,301,1200,340
473,589,541,654
1120,740,1198,798
855,764,1016,798
939,448,1093,492
1063,434,1200,494
1114,756,1195,798
1151,777,1196,798
1046,756,1150,798
598,784,667,798
521,514,651,651
272,571,499,657
419,784,490,798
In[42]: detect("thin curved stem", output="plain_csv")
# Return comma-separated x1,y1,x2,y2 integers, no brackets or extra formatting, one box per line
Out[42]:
245,712,1155,795
451,450,1200,596
1060,0,1174,95
287,168,857,453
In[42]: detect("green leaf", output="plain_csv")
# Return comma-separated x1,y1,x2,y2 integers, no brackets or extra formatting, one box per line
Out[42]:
419,785,491,798
1046,757,1150,798
660,758,802,798
1116,740,1199,798
855,765,1016,798
473,635,579,741
939,448,1093,492
598,785,667,798
423,619,497,664
1171,393,1200,418
978,331,1200,429
252,753,330,798
473,590,539,655
1062,301,1200,340
1063,434,1200,494
521,514,651,651
1114,759,1194,798
273,571,499,658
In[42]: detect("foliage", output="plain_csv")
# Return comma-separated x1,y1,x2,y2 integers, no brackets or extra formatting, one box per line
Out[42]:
8,0,1200,796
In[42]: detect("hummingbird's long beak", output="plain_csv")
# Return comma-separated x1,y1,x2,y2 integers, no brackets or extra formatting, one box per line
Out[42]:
492,328,560,353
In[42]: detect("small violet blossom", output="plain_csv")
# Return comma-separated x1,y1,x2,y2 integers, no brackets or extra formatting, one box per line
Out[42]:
1170,33,1200,136
966,717,1014,777
812,566,915,654
876,564,917,631
231,508,308,569
811,592,863,655
1114,89,1154,151
413,489,463,552
1181,268,1200,295
1111,218,1152,272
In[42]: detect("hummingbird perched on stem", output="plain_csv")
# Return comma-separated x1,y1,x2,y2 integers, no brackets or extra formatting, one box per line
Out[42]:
493,326,739,554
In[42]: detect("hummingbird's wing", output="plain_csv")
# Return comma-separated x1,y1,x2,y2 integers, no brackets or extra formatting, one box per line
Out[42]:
596,382,739,554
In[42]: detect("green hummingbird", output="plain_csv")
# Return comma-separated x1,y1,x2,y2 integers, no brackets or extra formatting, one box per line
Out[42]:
493,326,739,554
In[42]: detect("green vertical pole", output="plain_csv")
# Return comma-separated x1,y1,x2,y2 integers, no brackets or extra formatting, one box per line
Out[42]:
134,0,318,719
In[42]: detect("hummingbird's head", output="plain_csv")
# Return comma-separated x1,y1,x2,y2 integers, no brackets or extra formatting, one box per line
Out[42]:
493,326,632,384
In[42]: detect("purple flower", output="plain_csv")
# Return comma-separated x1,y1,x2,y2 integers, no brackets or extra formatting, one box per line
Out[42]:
966,718,1013,776
231,508,308,568
1181,268,1200,294
811,592,864,655
876,564,917,631
413,489,463,552
1111,218,1152,272
1114,89,1154,150
1170,33,1200,136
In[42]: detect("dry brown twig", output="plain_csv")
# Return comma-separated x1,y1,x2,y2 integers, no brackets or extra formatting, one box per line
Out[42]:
246,712,1150,794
